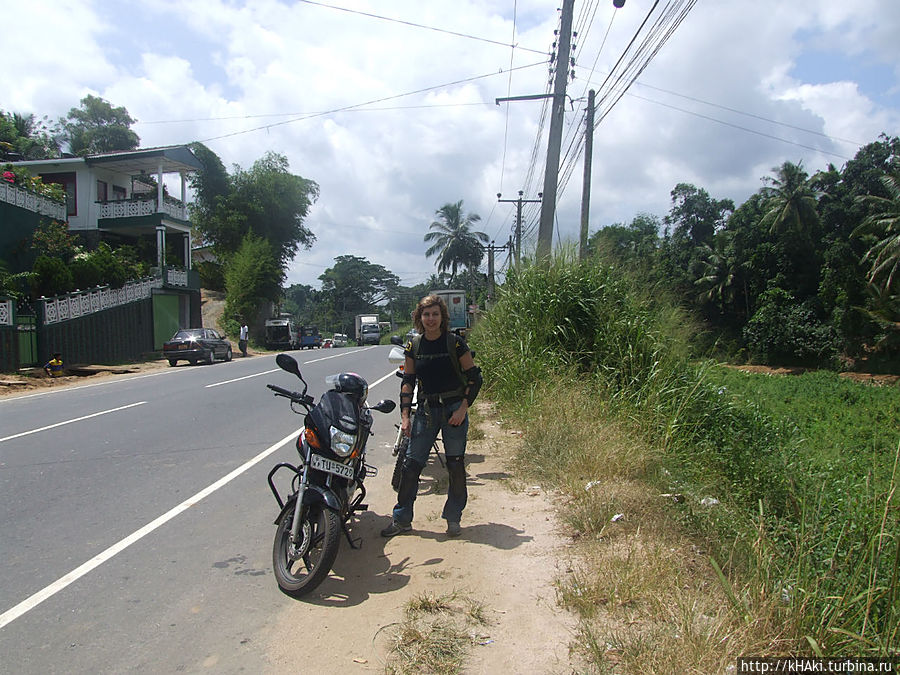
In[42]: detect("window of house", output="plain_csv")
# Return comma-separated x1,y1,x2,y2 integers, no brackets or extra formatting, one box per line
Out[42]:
112,185,126,200
97,180,108,202
40,172,77,216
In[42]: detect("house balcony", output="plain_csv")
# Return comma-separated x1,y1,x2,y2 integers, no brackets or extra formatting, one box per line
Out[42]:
152,266,200,291
98,195,189,222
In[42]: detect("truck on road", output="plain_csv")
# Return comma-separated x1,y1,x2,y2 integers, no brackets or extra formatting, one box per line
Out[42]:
298,325,322,349
264,315,299,350
355,314,380,345
429,289,468,335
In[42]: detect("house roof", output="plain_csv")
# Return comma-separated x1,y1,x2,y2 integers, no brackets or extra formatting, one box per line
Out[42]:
10,145,203,175
85,145,203,174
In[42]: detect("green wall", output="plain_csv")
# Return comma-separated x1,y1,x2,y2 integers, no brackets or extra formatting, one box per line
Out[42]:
152,293,180,349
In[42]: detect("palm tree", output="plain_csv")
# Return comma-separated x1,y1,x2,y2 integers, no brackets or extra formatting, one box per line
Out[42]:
854,163,900,298
424,200,488,285
694,240,737,315
759,161,820,239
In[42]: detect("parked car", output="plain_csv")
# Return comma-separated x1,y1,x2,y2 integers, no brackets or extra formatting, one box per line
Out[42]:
163,328,233,366
321,338,333,348
332,333,348,347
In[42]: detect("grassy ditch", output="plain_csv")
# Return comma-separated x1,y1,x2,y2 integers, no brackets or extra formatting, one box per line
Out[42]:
469,255,899,664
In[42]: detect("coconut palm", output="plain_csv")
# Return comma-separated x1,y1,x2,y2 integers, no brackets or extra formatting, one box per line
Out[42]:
424,200,488,285
854,163,900,298
759,161,820,238
694,240,737,314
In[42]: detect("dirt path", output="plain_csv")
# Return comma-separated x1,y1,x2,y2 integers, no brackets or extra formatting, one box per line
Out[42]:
262,402,580,674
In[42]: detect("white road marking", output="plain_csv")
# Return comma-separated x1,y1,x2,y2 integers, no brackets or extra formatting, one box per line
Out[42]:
205,368,280,388
203,348,375,388
0,369,185,402
0,402,147,443
0,428,302,630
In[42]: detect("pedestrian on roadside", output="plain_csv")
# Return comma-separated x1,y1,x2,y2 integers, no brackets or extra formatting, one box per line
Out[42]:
239,321,249,357
44,352,65,378
381,294,483,539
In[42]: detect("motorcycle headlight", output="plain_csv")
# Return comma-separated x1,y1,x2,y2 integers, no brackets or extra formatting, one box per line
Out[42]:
329,426,357,457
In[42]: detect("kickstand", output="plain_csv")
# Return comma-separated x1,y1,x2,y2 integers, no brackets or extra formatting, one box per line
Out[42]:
342,523,362,549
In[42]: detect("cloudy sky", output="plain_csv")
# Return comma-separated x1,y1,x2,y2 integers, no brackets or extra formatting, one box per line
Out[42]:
5,0,900,289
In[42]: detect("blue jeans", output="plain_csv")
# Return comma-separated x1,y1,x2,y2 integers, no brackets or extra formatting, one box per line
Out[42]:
392,399,469,525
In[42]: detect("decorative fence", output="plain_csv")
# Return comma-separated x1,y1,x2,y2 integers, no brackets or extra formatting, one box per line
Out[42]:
98,197,188,221
0,181,67,220
42,278,156,325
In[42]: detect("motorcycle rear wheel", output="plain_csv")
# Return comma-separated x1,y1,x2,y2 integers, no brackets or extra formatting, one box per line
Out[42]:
272,503,341,597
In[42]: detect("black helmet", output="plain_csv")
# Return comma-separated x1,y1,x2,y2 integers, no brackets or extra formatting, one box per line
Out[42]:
331,372,368,403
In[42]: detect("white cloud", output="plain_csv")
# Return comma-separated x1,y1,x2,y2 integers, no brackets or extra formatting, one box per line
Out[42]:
3,0,898,289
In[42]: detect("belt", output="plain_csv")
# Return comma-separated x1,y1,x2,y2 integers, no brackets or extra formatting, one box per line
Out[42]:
424,395,463,407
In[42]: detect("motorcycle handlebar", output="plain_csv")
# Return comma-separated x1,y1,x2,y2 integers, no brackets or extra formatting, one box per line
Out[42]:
267,384,314,406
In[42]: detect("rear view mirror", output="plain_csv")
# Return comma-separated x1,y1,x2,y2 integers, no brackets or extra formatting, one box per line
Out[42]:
275,353,300,377
370,399,396,413
390,335,403,346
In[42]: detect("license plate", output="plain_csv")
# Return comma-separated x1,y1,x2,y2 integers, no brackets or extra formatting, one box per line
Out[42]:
310,453,354,480
178,344,189,349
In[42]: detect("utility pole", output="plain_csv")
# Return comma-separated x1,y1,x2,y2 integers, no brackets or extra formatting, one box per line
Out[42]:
481,240,508,308
537,0,575,262
497,190,542,265
579,89,595,260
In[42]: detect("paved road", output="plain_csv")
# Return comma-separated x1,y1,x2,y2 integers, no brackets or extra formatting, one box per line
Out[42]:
0,346,402,672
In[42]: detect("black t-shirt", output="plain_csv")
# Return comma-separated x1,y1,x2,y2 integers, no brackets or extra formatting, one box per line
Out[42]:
404,331,469,399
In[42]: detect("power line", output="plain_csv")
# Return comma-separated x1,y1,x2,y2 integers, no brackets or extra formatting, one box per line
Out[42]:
138,102,491,126
195,61,547,144
295,0,547,55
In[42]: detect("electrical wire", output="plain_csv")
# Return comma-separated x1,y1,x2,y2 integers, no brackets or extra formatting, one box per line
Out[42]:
294,0,547,55
194,61,547,144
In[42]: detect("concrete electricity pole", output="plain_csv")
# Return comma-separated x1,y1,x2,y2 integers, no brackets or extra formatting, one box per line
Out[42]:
497,190,542,265
579,89,595,260
537,0,576,262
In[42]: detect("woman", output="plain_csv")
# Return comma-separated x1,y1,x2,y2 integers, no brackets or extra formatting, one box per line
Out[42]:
381,294,483,538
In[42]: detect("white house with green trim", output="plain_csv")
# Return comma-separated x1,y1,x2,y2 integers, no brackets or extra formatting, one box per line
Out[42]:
7,145,206,349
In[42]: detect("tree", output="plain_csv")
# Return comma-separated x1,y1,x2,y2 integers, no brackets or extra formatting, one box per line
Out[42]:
0,111,60,160
854,161,900,298
193,151,318,267
424,201,488,285
318,255,399,335
759,161,820,238
61,95,140,156
694,238,737,315
587,213,660,263
223,234,285,327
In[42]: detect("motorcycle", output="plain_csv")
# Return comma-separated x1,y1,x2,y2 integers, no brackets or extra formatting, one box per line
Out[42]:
266,353,395,597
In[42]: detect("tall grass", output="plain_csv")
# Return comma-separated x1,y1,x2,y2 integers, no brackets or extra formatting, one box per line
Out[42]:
469,254,900,657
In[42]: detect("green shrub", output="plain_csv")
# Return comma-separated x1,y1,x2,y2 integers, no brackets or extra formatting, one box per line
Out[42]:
30,255,73,297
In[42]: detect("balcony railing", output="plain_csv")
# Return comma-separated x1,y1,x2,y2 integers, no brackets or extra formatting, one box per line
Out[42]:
0,181,67,220
98,196,188,221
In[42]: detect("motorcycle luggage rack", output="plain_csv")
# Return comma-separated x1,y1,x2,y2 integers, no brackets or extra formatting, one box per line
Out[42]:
267,462,300,510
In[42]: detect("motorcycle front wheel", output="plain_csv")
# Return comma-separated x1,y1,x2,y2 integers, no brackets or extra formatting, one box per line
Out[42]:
391,435,409,492
272,502,341,597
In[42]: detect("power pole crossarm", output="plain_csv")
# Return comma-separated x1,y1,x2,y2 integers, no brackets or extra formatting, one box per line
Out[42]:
498,191,541,266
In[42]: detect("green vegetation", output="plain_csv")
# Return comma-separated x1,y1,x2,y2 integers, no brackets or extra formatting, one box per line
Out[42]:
470,255,899,663
591,136,899,369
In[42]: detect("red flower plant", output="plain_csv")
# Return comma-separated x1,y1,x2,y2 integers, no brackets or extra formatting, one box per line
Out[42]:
2,170,15,183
